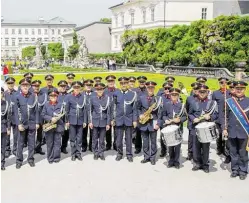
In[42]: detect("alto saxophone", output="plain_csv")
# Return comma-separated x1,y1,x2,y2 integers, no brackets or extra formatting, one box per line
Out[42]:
43,112,65,132
139,103,157,124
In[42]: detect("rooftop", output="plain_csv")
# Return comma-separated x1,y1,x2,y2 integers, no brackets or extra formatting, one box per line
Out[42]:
75,21,111,31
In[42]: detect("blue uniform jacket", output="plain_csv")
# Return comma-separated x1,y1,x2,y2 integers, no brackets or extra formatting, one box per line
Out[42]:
4,89,17,125
41,101,65,132
113,89,138,127
137,95,162,132
133,87,148,97
36,91,47,124
1,99,11,133
40,86,58,98
186,94,197,129
88,95,111,127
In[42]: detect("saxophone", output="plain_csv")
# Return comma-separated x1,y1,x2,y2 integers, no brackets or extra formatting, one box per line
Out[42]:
43,112,65,132
139,103,157,124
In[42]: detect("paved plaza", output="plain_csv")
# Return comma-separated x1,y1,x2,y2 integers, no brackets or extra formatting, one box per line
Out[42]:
1,129,248,203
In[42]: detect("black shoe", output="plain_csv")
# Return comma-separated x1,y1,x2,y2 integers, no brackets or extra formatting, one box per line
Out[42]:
54,160,60,163
115,156,122,161
99,156,105,161
230,171,238,178
35,150,45,155
224,156,231,164
127,157,133,162
16,164,22,169
77,156,82,161
81,148,87,152
186,154,193,161
94,155,98,160
89,148,92,152
160,152,166,158
48,161,53,164
203,168,209,173
71,156,76,161
134,149,141,154
167,163,174,168
29,162,35,167
1,166,5,171
239,174,247,180
192,166,201,171
150,160,156,165
5,151,11,158
175,165,180,169
61,148,68,154
141,159,150,164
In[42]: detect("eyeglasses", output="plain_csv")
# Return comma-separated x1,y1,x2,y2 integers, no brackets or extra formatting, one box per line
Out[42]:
164,87,171,90
7,82,14,85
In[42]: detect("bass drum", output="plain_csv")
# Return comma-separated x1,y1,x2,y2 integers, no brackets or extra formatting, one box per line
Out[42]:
161,125,182,147
195,122,218,143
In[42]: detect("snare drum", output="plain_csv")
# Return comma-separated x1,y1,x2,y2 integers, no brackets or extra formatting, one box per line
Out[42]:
195,122,218,143
161,125,182,147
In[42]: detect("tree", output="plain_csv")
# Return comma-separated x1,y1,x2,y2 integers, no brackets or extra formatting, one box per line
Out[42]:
48,43,64,60
22,46,35,59
68,31,79,60
100,18,112,23
41,45,47,59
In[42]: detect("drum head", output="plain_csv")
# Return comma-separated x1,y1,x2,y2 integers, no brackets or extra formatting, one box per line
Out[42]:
161,125,179,134
196,122,215,129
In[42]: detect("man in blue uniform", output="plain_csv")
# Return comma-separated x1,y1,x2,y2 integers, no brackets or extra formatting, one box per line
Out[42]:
40,74,57,96
14,79,39,169
32,80,46,155
66,73,75,93
4,77,18,157
133,76,148,154
128,76,136,90
93,76,102,83
160,88,187,169
104,75,118,151
1,88,11,170
82,79,95,152
89,83,111,160
137,81,161,165
157,76,175,96
189,85,218,173
57,80,69,154
212,77,231,163
114,77,137,162
185,82,200,160
223,81,249,180
65,81,87,161
18,72,34,92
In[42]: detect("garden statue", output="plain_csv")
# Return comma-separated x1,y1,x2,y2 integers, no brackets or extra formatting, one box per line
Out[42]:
73,35,90,68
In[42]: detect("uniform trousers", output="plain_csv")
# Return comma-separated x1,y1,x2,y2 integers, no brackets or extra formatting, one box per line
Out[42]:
216,123,230,156
82,126,92,151
229,137,248,175
188,129,195,156
92,127,106,157
116,126,133,158
16,128,36,164
135,128,142,151
141,130,157,161
160,132,167,154
106,127,116,149
69,125,83,157
5,124,18,154
193,133,210,169
45,130,61,162
35,125,43,152
168,144,181,166
1,133,7,167
61,129,69,150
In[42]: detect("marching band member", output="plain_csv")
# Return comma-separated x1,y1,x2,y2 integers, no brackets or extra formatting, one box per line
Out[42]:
137,81,161,165
32,80,46,155
66,73,75,92
227,81,236,96
17,72,34,92
165,76,175,85
114,77,137,162
1,88,11,170
185,82,200,160
133,76,148,154
223,81,249,180
212,77,231,163
128,76,137,90
82,79,95,152
104,75,118,151
196,76,212,99
40,74,57,96
89,83,111,160
14,78,39,169
159,82,173,157
93,76,102,83
189,84,218,173
4,77,18,157
65,81,87,161
161,88,187,169
57,80,69,154
41,90,65,164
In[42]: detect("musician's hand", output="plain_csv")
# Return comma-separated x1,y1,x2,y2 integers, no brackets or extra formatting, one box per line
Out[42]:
66,122,70,128
193,118,200,124
106,125,110,131
133,121,137,128
111,120,115,126
83,123,87,128
51,117,57,123
18,124,25,131
173,117,181,123
36,124,40,130
204,114,211,120
165,120,171,125
7,129,10,135
223,130,228,137
154,124,159,130
139,115,145,120
89,123,93,129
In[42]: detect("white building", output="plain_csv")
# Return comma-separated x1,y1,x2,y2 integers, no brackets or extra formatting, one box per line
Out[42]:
109,0,249,52
1,16,76,59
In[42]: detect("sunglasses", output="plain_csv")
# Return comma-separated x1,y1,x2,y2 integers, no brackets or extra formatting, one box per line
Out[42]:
60,85,67,88
32,85,40,87
171,93,179,96
73,86,81,89
86,84,93,87
164,87,171,90
7,82,14,85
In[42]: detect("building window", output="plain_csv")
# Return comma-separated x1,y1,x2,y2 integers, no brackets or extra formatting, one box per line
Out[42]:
202,8,207,20
44,29,48,35
5,50,9,57
114,35,118,48
52,29,55,35
18,29,22,34
115,15,118,27
12,39,15,46
151,7,155,22
52,37,55,41
121,13,124,27
58,29,61,35
142,9,146,23
18,38,22,43
32,38,35,41
32,29,35,35
5,39,9,46
38,29,41,35
5,29,8,34
131,12,135,25
12,29,15,34
12,50,16,57
25,29,29,35
25,38,29,42
44,38,49,42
